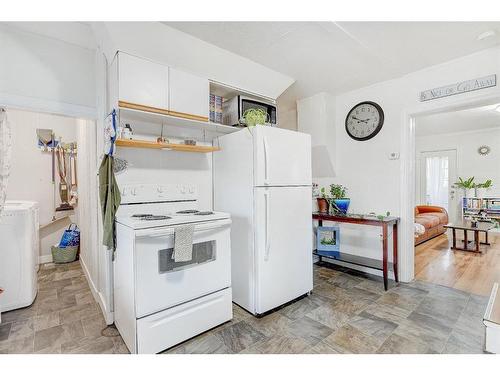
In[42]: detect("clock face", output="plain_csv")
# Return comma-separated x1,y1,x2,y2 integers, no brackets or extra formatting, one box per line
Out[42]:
345,101,384,141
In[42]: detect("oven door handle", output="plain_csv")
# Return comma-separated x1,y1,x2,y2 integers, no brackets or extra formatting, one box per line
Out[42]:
135,219,232,238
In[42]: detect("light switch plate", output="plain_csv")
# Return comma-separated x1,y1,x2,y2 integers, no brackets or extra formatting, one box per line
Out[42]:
389,152,400,160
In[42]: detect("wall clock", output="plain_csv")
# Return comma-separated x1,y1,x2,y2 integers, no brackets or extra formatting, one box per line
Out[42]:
345,101,384,141
478,145,491,156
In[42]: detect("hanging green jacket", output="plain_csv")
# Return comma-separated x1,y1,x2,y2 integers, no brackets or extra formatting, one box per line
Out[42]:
99,154,121,251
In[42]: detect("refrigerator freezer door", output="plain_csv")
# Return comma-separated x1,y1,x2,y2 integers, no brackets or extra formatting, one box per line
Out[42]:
253,127,312,187
254,186,313,314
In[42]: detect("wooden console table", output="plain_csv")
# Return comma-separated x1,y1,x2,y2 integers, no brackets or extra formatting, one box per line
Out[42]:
312,212,400,291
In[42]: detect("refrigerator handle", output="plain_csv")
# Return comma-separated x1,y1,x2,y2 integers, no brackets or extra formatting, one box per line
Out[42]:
264,190,270,261
263,136,269,185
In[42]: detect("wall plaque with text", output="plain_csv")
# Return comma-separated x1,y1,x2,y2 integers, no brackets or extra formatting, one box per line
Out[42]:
420,74,496,102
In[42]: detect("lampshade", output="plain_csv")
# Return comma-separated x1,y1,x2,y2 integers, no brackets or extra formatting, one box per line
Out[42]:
311,145,335,178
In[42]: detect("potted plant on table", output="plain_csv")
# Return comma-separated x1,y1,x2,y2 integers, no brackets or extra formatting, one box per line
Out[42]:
317,187,329,213
476,179,493,198
454,177,476,198
329,184,350,214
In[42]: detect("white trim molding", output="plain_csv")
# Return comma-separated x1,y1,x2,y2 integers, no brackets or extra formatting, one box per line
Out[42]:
39,254,53,264
80,256,114,325
0,93,97,120
399,112,416,282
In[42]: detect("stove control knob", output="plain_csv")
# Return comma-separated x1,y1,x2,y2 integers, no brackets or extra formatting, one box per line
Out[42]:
131,188,137,196
122,188,127,196
157,186,164,194
181,186,187,194
189,186,195,194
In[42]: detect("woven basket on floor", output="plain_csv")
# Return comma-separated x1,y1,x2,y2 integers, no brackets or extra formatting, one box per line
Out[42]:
51,245,78,264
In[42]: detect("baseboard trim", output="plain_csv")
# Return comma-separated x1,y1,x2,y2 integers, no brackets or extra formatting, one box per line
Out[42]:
39,254,53,264
80,257,114,325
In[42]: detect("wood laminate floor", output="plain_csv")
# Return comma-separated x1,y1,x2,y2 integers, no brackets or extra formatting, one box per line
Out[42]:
415,231,500,296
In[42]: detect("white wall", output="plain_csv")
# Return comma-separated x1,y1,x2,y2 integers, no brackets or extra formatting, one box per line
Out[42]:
298,92,336,184
298,46,500,278
0,23,97,118
416,127,500,221
113,123,214,210
5,109,81,262
91,22,294,100
277,107,297,131
75,118,100,304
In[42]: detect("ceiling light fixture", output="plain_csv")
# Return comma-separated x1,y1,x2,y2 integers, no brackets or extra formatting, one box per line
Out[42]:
477,30,497,41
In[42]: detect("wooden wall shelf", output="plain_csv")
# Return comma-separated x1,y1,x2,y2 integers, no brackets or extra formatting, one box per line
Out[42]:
118,103,239,135
115,139,220,153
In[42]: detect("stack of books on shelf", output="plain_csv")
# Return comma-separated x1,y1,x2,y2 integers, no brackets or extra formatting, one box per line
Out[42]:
209,94,223,124
462,197,500,224
464,198,483,209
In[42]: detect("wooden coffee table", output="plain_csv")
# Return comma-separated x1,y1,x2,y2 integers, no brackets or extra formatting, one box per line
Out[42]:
444,220,495,253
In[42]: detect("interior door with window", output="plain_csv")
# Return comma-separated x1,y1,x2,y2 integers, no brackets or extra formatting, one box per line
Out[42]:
419,149,458,222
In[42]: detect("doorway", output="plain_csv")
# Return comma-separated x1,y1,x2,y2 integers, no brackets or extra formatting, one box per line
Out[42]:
411,101,500,295
0,106,100,302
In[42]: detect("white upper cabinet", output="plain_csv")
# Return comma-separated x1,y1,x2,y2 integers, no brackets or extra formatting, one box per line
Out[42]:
118,52,168,110
169,67,209,120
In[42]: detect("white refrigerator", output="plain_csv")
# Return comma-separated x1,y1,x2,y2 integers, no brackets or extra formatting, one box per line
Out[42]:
214,126,313,315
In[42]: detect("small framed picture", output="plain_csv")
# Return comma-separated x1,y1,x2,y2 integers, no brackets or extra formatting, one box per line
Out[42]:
317,226,340,256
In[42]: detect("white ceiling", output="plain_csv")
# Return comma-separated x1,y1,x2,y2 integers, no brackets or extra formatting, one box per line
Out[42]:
416,103,500,136
164,22,500,107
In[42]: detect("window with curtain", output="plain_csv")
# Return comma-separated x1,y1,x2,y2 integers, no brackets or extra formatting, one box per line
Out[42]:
425,156,449,209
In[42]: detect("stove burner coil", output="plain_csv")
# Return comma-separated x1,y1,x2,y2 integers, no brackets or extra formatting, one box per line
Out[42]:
176,210,200,214
194,211,214,216
140,215,171,221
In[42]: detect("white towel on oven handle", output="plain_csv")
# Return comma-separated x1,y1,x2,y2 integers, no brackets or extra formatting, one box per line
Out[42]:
173,224,195,262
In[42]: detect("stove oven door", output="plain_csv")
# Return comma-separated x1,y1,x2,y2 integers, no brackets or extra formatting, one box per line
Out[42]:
134,219,231,318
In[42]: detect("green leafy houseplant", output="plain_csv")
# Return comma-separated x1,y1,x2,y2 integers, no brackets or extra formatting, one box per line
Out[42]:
454,177,476,190
454,177,476,198
476,179,493,189
242,108,268,127
329,184,350,214
476,179,493,198
330,184,347,199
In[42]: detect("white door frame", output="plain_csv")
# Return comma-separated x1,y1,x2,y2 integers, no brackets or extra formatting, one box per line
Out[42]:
400,91,500,282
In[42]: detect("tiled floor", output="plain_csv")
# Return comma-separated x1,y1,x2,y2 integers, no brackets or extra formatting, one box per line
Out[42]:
164,264,489,354
0,261,489,354
0,262,128,354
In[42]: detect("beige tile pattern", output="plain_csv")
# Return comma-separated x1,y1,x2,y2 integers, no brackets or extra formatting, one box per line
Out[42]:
164,264,490,354
0,261,490,354
0,261,128,354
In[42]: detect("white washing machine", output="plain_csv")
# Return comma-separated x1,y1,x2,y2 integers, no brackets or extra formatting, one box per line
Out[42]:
0,200,39,312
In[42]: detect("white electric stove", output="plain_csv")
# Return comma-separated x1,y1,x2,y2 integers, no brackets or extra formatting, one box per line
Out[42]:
113,183,233,354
